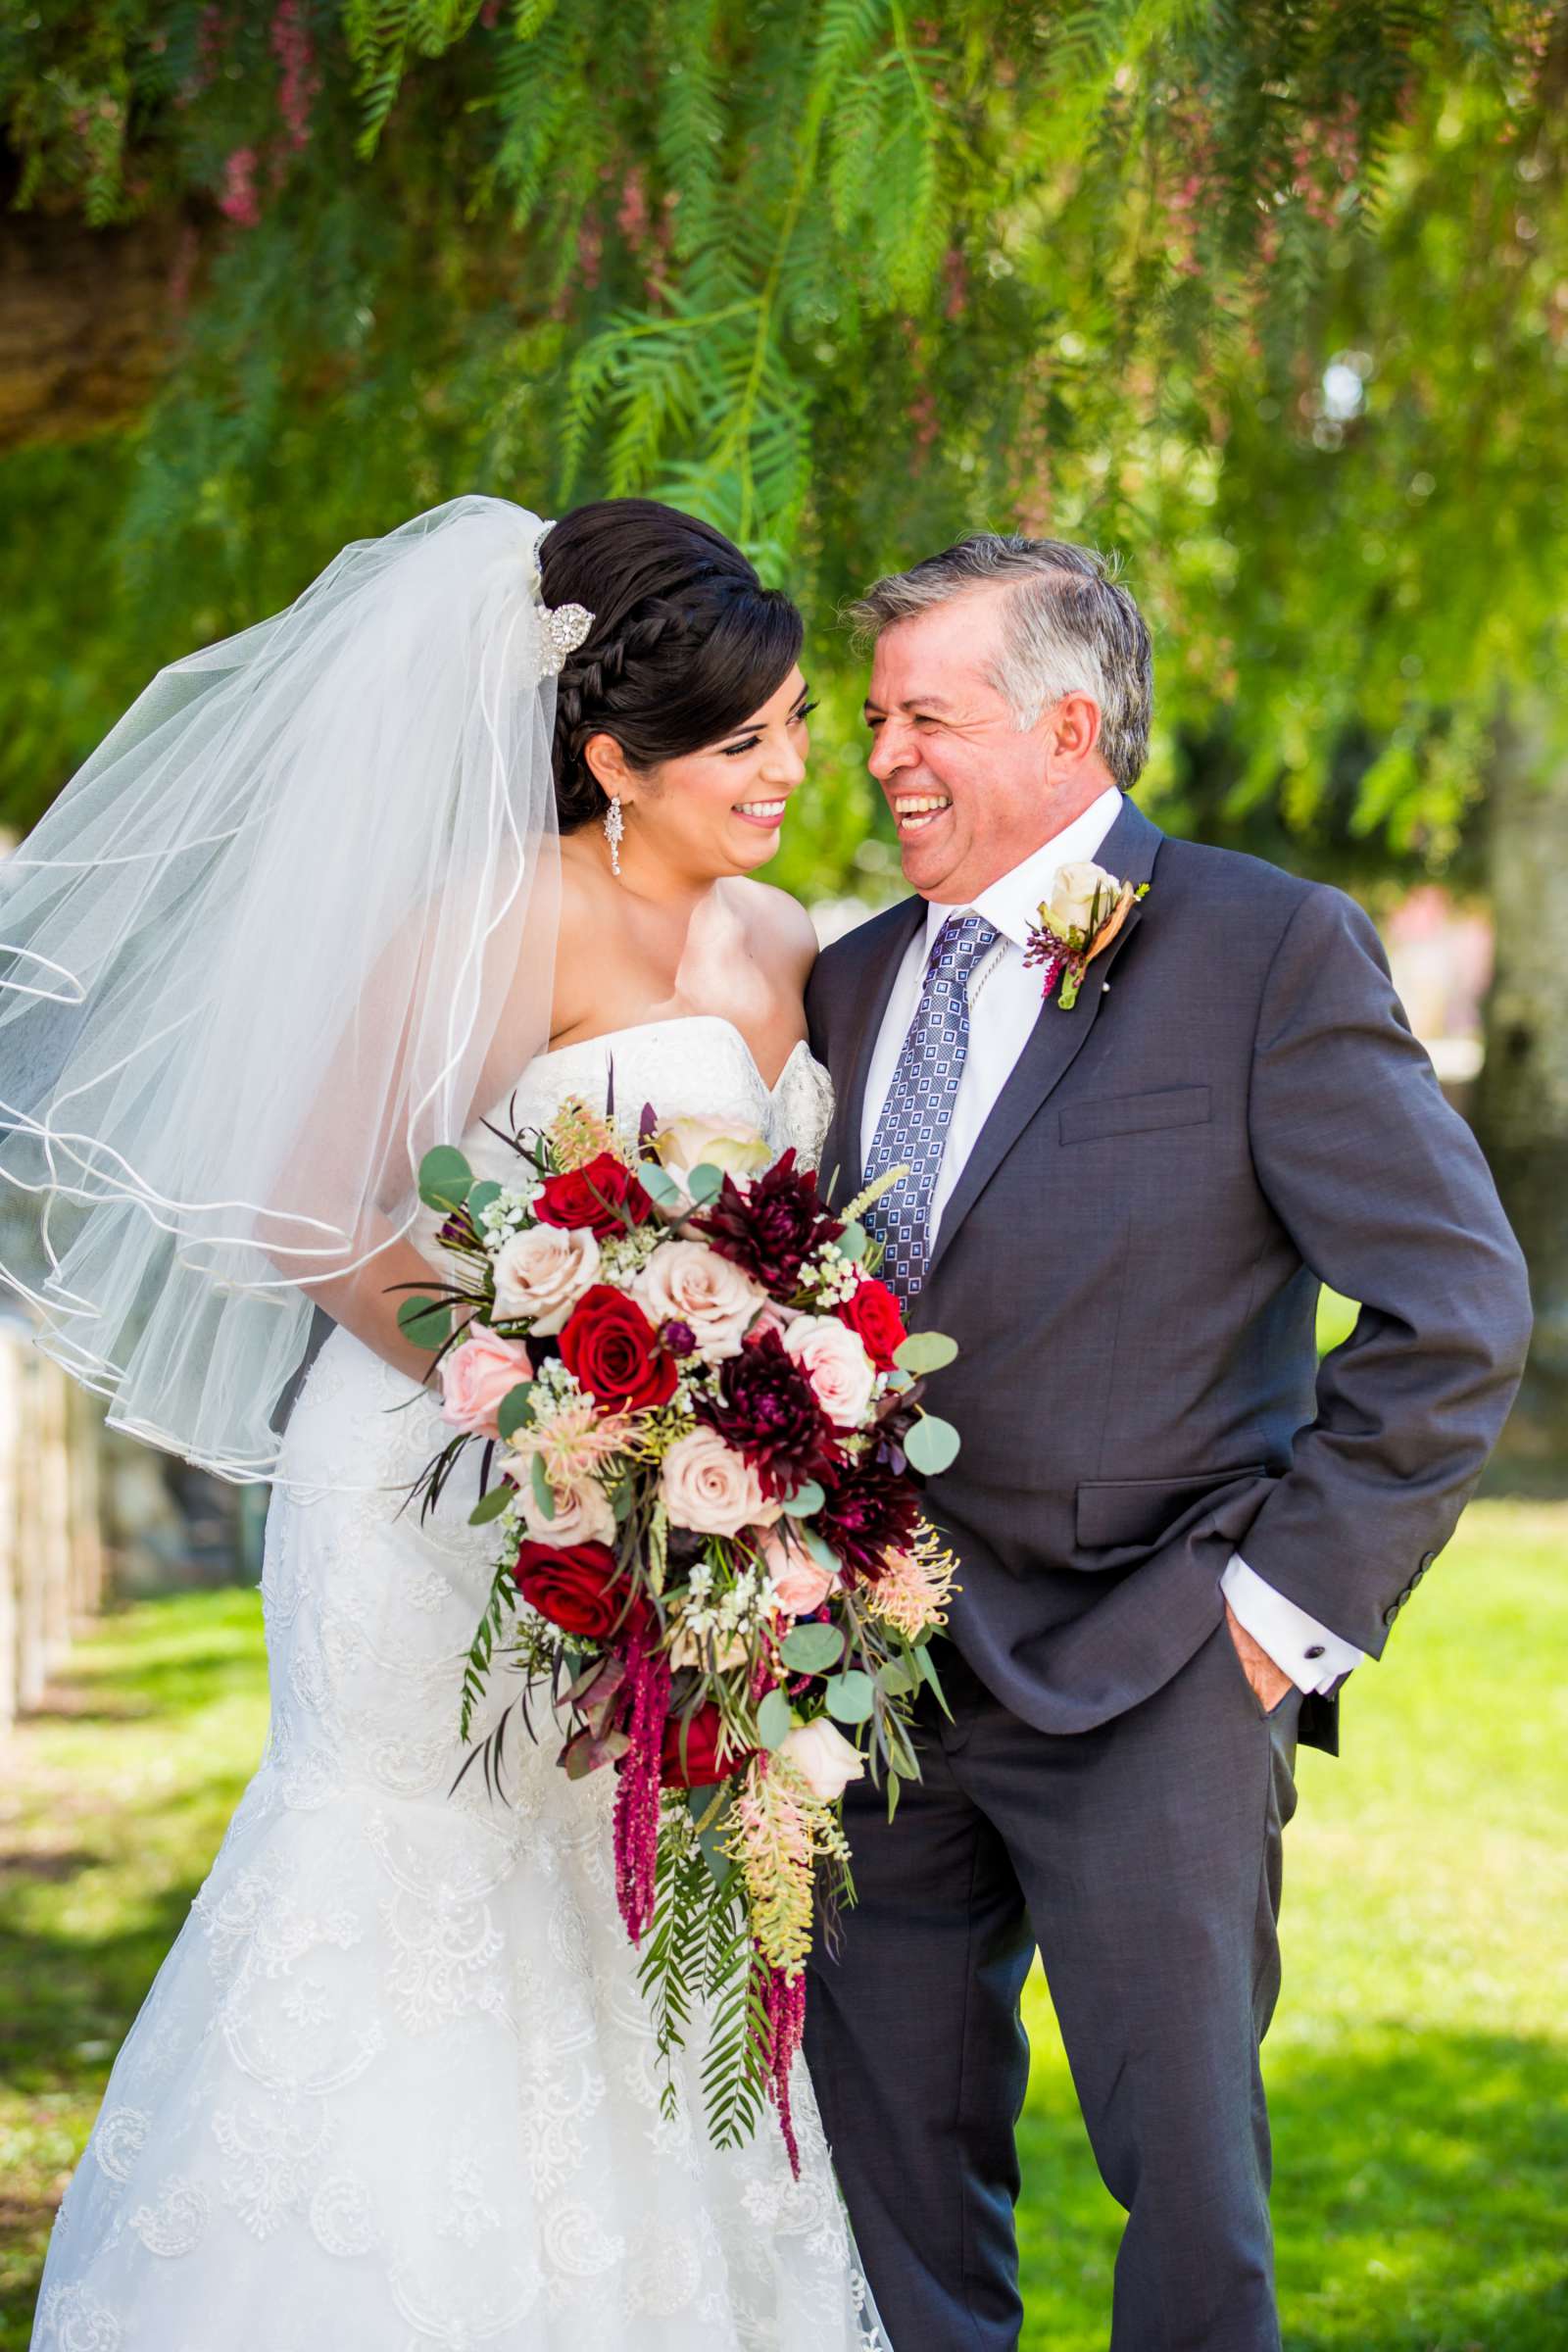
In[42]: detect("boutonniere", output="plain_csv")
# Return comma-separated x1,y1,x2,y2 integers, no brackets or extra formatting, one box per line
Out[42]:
1023,861,1150,1010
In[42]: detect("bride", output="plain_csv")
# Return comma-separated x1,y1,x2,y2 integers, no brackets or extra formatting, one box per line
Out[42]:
1,497,886,2349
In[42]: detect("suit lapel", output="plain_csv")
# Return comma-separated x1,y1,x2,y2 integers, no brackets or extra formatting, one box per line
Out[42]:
820,895,925,1206
920,798,1165,1292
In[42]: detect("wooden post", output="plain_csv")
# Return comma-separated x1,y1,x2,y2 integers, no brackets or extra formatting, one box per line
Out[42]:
0,1340,18,1734
0,1329,111,1723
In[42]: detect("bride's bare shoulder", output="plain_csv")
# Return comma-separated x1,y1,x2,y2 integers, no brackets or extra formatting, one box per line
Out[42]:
552,838,623,1030
728,876,818,987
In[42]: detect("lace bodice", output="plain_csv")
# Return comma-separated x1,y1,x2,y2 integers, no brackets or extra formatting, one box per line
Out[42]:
411,1015,834,1273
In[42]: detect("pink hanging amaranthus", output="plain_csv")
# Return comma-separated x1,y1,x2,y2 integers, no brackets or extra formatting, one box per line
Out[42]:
760,1957,808,2179
612,1633,671,1943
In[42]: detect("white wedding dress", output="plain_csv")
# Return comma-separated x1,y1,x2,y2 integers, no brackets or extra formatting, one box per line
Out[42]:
30,1017,887,2352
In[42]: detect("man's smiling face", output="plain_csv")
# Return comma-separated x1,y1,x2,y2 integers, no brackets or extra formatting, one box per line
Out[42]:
863,584,1110,904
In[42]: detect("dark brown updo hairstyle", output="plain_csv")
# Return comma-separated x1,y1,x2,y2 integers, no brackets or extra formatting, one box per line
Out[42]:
537,499,805,832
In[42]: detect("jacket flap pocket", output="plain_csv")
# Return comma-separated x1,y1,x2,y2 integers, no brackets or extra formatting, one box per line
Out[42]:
1076,1465,1265,1550
1059,1084,1211,1146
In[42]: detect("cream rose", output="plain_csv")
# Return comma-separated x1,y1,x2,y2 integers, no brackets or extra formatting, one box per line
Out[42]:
661,1427,780,1538
438,1327,534,1439
490,1221,600,1333
515,1468,616,1549
637,1239,766,1361
780,1718,865,1805
667,1619,751,1671
783,1314,877,1428
655,1115,772,1205
1044,859,1120,940
758,1526,837,1618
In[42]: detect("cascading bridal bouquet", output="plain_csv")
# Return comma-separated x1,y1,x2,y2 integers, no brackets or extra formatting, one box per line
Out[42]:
398,1090,961,2170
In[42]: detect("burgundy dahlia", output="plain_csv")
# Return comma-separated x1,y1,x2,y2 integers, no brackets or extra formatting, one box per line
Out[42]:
696,1327,839,1499
694,1150,843,1293
813,1457,920,1583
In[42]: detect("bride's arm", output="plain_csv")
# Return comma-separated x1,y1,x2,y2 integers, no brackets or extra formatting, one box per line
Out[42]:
293,1225,458,1390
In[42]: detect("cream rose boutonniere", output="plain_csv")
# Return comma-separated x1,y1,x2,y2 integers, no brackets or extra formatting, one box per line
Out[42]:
1023,860,1150,1010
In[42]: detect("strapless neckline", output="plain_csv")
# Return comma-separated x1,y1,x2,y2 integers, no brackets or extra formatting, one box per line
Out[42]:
539,1013,813,1101
410,1014,834,1278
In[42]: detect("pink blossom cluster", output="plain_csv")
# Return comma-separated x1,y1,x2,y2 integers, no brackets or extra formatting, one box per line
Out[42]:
270,1,322,151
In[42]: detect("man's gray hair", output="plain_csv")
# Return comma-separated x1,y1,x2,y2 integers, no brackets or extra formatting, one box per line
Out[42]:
847,533,1153,792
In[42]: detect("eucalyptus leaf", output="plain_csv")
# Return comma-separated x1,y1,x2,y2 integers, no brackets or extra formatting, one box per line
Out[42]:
835,1219,869,1264
417,1144,473,1213
781,1480,825,1518
466,1178,503,1219
684,1161,724,1206
496,1382,534,1442
396,1295,451,1348
904,1412,961,1475
876,1656,919,1695
825,1670,876,1725
893,1330,958,1377
467,1484,513,1527
800,1527,841,1576
529,1451,556,1522
780,1621,842,1675
756,1689,794,1750
637,1163,682,1209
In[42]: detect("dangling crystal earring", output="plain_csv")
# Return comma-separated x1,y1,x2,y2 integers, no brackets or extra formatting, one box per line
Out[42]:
603,794,624,877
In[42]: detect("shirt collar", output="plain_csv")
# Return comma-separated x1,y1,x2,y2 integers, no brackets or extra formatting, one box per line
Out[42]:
921,784,1126,954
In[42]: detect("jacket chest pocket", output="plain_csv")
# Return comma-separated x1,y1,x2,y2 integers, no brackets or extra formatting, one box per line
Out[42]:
1058,1083,1211,1147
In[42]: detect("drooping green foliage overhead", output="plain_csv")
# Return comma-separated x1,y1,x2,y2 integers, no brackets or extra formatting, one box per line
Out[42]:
2,1,1564,881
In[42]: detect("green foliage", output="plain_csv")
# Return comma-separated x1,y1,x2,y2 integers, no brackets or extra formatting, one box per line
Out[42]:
457,1546,518,1741
636,1823,769,2151
1,3,1563,879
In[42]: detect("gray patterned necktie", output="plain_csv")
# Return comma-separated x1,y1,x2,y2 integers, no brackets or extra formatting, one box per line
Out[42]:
861,910,1000,1302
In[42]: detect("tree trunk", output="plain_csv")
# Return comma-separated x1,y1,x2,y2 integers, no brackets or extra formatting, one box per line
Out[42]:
1473,703,1568,1486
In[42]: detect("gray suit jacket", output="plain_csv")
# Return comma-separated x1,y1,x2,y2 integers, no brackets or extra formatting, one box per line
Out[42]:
808,797,1532,1755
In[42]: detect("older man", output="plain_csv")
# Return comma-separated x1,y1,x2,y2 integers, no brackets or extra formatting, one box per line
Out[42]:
804,535,1530,2351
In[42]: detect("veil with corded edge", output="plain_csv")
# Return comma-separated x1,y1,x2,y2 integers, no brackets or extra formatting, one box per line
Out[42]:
0,495,573,1488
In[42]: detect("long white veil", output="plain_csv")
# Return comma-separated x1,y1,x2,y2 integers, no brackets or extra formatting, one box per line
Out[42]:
0,494,570,1483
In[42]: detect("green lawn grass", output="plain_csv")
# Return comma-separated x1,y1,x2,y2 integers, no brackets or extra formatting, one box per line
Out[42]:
2,1508,1565,2350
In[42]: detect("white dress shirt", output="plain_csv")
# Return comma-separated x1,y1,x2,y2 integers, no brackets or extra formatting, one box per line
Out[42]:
859,787,1363,1697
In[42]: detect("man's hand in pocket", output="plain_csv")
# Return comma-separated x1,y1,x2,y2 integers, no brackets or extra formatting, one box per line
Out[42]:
1224,1600,1295,1714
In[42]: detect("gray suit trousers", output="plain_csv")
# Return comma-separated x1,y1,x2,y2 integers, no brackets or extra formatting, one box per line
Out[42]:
807,1622,1301,2352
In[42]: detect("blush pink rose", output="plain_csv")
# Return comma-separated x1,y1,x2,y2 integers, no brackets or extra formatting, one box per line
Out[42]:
747,1299,800,1345
438,1327,534,1439
637,1239,766,1361
516,1470,616,1549
662,1428,780,1539
783,1314,877,1428
758,1526,837,1617
779,1717,864,1803
491,1221,600,1332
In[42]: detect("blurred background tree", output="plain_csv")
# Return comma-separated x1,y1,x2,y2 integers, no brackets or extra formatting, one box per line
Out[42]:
1,0,1563,1467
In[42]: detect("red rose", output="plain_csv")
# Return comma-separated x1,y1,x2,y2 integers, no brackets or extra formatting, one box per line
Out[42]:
560,1285,679,1411
660,1701,745,1789
534,1152,653,1239
514,1540,639,1638
835,1276,907,1374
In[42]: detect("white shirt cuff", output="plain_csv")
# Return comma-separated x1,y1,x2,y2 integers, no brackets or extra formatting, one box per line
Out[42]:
1221,1555,1366,1695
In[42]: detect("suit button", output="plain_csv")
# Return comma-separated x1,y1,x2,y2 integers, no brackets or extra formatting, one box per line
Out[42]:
1420,1551,1437,1570
1383,1601,1400,1626
1304,1643,1325,1660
